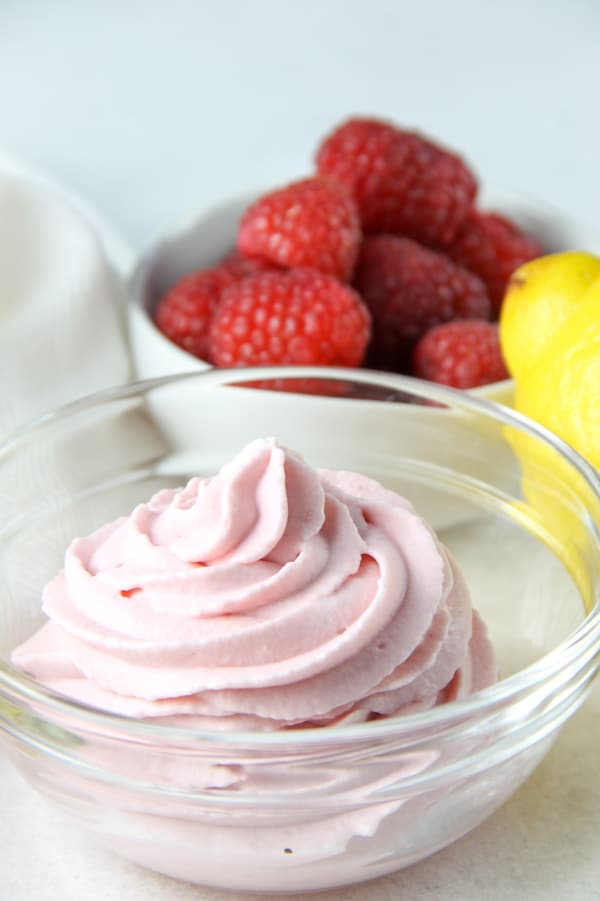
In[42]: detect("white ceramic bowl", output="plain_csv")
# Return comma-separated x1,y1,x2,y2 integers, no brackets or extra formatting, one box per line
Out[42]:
127,185,599,403
125,187,600,521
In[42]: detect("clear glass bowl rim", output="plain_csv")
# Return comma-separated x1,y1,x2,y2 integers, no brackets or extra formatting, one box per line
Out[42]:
0,365,599,748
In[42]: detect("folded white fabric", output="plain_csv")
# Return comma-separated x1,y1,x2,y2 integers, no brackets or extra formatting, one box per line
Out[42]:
0,165,131,436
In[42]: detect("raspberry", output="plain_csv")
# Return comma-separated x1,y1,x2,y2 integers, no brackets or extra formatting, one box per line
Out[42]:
220,252,275,277
353,235,490,372
412,319,509,388
315,118,416,233
154,257,270,360
155,267,235,361
209,268,371,368
315,117,477,245
398,136,478,246
237,176,361,281
447,210,543,314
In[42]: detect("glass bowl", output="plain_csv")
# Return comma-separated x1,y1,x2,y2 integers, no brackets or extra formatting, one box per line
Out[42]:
0,367,599,895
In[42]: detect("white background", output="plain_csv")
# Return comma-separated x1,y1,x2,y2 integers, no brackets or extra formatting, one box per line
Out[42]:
1,0,600,251
1,2,600,899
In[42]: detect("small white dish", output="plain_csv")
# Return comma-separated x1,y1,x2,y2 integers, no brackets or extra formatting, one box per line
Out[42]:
127,185,599,407
125,186,600,503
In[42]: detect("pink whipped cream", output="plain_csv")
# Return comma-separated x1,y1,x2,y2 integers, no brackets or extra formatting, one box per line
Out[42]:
13,437,496,728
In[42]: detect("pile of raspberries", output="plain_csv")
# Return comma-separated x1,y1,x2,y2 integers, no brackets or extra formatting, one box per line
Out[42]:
155,117,542,389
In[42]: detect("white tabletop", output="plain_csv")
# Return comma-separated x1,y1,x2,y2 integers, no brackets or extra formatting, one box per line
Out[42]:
1,1,600,898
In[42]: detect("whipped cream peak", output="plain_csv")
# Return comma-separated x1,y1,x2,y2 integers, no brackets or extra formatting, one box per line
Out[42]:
12,438,496,728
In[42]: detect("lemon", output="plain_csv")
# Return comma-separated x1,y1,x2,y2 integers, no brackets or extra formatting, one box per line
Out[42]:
513,280,600,467
501,254,600,464
499,251,600,607
499,251,600,381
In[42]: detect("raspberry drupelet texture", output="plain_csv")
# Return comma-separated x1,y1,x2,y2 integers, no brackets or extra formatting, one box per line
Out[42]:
412,319,509,388
315,117,478,246
237,176,362,281
154,257,272,360
154,266,238,361
209,268,371,368
354,235,490,372
447,210,544,314
315,118,417,234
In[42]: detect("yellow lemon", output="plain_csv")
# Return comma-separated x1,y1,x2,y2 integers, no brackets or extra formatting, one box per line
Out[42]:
500,251,600,380
513,280,600,466
499,251,600,606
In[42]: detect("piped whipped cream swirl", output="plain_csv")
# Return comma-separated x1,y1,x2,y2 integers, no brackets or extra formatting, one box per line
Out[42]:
13,438,496,729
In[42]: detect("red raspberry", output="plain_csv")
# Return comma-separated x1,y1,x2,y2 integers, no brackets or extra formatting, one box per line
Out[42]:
209,268,371,368
154,257,270,360
155,267,235,361
220,252,275,277
237,176,361,281
398,136,478,247
220,247,279,278
412,319,509,388
315,118,416,233
447,210,543,314
353,235,490,372
315,118,477,246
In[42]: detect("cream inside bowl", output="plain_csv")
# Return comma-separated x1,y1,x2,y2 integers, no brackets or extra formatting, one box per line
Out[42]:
0,368,599,894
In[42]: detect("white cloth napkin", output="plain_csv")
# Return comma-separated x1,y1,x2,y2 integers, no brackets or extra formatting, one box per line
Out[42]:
0,159,165,658
0,160,131,437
